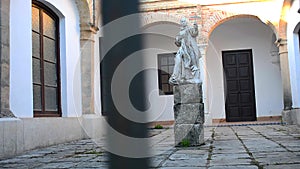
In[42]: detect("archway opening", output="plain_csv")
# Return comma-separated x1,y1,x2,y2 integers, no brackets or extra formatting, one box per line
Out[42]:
206,16,283,122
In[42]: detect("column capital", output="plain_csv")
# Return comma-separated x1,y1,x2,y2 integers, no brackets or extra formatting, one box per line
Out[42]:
275,38,287,47
80,23,99,34
79,24,98,42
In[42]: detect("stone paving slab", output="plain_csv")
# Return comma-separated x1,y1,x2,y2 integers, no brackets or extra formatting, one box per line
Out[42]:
158,167,204,169
208,166,258,169
162,158,207,167
264,164,300,169
0,124,299,169
209,153,252,166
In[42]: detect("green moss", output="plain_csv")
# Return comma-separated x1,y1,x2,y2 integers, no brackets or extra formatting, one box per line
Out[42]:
154,124,163,129
180,139,190,147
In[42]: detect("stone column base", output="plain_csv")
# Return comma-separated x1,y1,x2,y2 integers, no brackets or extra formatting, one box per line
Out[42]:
0,109,15,118
173,83,204,147
174,123,204,146
282,109,300,126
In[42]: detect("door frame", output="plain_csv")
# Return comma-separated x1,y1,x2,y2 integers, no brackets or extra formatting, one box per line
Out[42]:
222,49,257,122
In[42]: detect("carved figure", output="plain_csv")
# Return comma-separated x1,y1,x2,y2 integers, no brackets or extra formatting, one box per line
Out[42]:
169,17,201,85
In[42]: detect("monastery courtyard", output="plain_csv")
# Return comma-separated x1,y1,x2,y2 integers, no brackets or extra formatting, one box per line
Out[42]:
0,124,299,169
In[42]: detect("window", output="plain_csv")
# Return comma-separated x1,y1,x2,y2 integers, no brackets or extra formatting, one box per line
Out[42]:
32,2,61,117
157,53,175,95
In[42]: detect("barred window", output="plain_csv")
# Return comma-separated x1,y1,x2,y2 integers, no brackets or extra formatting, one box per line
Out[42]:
157,53,175,95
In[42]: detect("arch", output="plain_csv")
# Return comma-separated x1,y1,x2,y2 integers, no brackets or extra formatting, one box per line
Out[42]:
142,21,180,30
74,0,93,30
294,22,300,33
207,14,279,40
36,0,64,18
140,12,182,29
279,0,294,39
206,15,284,121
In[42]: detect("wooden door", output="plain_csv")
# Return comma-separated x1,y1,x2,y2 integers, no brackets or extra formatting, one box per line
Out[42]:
222,49,257,122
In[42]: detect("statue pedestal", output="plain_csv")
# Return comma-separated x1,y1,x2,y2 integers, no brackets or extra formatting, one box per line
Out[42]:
173,83,204,146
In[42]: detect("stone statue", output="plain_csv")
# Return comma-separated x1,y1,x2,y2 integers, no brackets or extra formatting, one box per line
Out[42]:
169,17,202,85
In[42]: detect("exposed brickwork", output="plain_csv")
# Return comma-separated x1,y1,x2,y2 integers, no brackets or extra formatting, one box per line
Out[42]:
279,0,293,39
140,0,196,12
199,6,235,44
140,6,201,43
140,4,235,48
141,12,181,28
140,0,284,48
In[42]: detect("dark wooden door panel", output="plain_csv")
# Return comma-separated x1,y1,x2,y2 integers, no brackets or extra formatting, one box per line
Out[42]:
226,68,238,78
227,80,238,91
239,67,250,77
223,49,257,122
240,93,251,103
228,93,239,104
240,80,251,90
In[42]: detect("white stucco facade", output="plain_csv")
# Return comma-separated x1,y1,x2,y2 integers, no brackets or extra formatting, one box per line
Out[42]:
1,0,300,160
94,21,102,116
127,14,286,123
10,0,82,117
142,23,179,122
206,17,284,120
287,0,300,109
8,0,290,121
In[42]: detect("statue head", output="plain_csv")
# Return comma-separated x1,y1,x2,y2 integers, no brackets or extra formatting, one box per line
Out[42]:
180,17,188,28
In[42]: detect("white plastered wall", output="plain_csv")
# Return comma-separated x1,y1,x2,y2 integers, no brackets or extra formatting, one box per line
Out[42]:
10,0,81,117
206,17,284,120
94,16,103,116
141,22,206,122
287,0,300,109
142,23,179,122
95,22,180,122
95,21,186,122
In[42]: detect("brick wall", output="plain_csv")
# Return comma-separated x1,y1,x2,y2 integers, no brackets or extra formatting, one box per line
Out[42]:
140,2,234,47
140,0,281,47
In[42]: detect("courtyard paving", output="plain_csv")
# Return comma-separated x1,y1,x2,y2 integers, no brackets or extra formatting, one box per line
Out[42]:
0,124,299,169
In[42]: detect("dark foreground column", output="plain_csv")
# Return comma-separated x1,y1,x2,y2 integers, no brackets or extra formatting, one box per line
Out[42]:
101,1,149,169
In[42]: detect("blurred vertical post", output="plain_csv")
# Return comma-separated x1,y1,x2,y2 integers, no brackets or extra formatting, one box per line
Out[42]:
101,0,149,169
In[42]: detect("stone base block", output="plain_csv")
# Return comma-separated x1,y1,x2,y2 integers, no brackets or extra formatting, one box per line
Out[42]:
0,109,15,118
282,109,300,126
174,124,204,146
174,83,202,104
174,103,204,124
